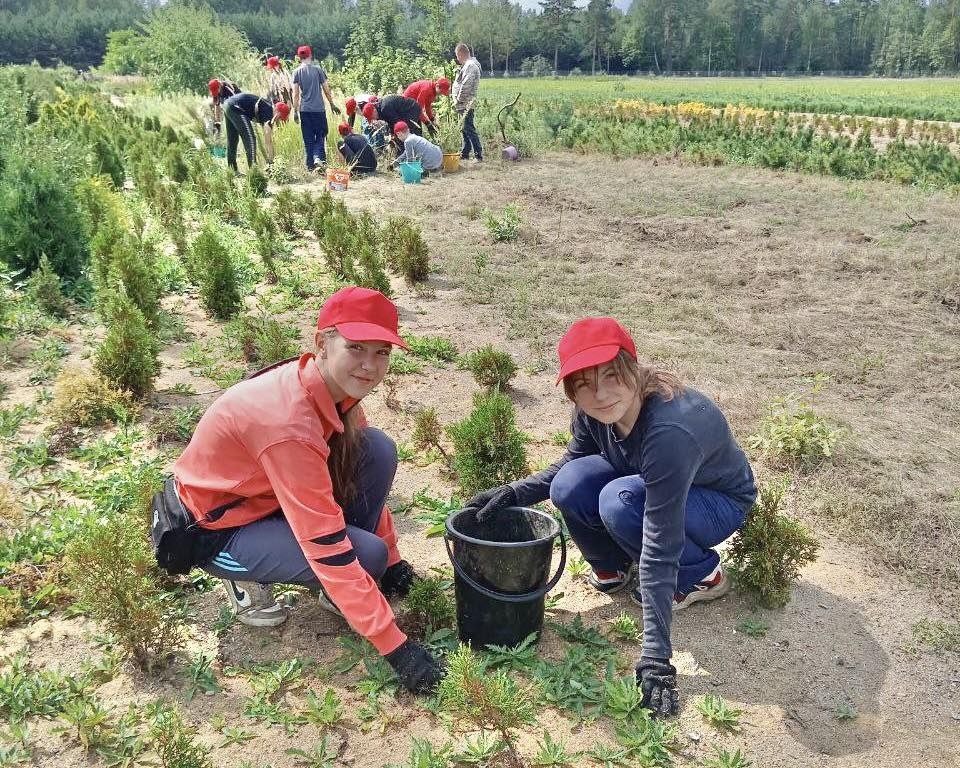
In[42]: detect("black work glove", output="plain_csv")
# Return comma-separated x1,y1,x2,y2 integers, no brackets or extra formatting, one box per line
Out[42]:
331,104,342,115
464,485,517,523
380,559,416,599
213,121,221,135
636,657,679,717
293,111,300,124
385,640,444,694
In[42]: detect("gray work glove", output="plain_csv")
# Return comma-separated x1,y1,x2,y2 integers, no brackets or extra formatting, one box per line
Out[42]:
464,485,517,523
636,657,680,717
385,640,444,694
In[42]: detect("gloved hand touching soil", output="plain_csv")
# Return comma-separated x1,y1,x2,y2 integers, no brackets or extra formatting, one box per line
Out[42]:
464,485,517,523
385,639,444,693
636,657,679,717
380,559,416,598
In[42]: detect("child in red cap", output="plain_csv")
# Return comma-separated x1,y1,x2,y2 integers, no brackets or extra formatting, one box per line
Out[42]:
463,317,757,717
391,120,442,173
221,93,289,173
166,287,442,694
291,44,341,172
361,95,424,154
208,77,242,136
336,122,377,175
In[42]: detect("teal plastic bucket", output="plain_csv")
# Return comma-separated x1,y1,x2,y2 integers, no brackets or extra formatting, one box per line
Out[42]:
210,145,226,159
398,160,423,184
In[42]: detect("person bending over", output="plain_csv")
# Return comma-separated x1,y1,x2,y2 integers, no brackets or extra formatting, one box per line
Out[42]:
336,122,377,175
222,92,289,173
465,318,756,715
161,288,444,694
391,121,442,173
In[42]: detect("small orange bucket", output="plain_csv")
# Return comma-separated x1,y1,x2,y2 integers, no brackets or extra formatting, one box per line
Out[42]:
326,167,350,192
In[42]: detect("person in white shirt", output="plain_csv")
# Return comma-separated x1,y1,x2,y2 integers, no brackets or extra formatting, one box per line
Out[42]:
452,42,483,162
392,121,442,172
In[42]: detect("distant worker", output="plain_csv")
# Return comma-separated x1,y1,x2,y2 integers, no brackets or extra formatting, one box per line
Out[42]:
292,44,341,172
362,95,423,153
391,121,442,174
222,93,290,173
345,94,378,129
208,77,242,136
452,42,483,162
402,77,451,135
265,56,292,105
336,123,377,175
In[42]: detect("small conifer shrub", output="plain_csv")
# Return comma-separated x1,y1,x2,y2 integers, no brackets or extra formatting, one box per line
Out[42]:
382,216,429,283
94,288,159,398
24,254,69,317
247,165,269,198
49,368,137,427
107,236,161,329
225,314,299,368
461,345,518,389
164,146,190,183
191,225,242,319
400,576,455,640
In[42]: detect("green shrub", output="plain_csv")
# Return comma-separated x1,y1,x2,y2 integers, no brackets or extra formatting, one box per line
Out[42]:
101,29,142,75
482,203,522,242
225,313,299,368
95,288,159,398
164,147,189,183
405,335,458,365
747,389,846,469
400,576,455,641
107,235,161,329
148,703,211,768
727,479,819,608
92,137,125,189
49,368,137,427
412,408,444,453
382,216,430,283
461,345,518,389
270,188,299,236
318,204,354,279
150,406,204,444
24,254,69,317
247,165,269,198
191,225,242,320
0,151,90,282
65,513,184,671
447,389,528,497
249,204,281,280
353,211,390,295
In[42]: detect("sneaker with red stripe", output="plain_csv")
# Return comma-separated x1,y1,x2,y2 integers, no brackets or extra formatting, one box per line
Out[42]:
588,567,631,594
672,565,731,611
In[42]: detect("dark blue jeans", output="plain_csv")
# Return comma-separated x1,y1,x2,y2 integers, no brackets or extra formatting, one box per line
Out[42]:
300,110,328,169
549,454,746,593
460,108,482,160
201,428,397,584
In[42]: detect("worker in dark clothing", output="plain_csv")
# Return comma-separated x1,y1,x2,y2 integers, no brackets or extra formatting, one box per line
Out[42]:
208,78,242,136
362,95,423,153
336,123,377,175
222,93,290,173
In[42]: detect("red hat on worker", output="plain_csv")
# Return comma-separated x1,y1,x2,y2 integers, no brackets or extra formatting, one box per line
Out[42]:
274,102,291,121
436,77,450,95
362,102,377,121
208,79,221,97
556,317,637,384
266,56,280,69
345,97,357,116
393,120,408,134
337,122,351,137
316,287,409,349
297,45,312,59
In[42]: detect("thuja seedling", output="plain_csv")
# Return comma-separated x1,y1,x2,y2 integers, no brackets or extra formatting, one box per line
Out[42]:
607,612,641,643
566,554,590,579
735,616,770,638
702,747,753,768
695,693,743,732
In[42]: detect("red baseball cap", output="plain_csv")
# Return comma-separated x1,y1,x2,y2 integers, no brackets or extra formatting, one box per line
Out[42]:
297,45,312,59
362,102,377,122
337,122,351,137
556,317,637,384
316,287,409,349
266,56,280,69
345,97,357,116
274,102,291,121
393,120,408,134
436,77,450,95
208,78,220,97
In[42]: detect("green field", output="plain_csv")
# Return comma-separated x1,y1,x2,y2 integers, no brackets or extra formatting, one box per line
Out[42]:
482,75,960,121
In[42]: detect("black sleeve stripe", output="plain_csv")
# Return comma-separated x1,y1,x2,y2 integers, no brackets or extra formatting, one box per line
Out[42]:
316,551,357,567
309,529,347,546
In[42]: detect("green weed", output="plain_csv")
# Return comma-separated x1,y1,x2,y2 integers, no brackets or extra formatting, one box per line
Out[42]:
613,709,678,764
27,337,68,384
588,743,630,767
451,732,505,764
702,747,752,768
909,618,960,652
748,386,845,469
735,617,770,638
607,612,641,643
566,554,590,578
533,730,580,766
834,703,858,721
695,693,743,732
219,726,256,747
183,653,220,701
148,703,211,768
484,632,540,673
385,737,451,768
402,334,458,365
301,688,342,728
151,406,204,444
388,352,422,375
482,203,522,242
400,576,455,640
603,674,645,722
409,489,460,537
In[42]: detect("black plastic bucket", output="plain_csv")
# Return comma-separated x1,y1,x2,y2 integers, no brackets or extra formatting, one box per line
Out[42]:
444,506,566,648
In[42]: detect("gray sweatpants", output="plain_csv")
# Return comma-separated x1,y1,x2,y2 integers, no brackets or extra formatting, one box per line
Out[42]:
200,428,398,584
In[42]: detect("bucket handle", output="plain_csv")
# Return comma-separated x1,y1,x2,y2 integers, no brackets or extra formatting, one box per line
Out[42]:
444,524,567,604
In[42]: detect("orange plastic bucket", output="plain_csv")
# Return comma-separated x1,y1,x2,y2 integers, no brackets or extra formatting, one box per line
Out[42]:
442,153,461,172
326,167,350,192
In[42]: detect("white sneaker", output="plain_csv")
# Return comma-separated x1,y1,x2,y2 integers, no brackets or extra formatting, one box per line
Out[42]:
672,565,731,612
316,584,344,618
221,579,289,627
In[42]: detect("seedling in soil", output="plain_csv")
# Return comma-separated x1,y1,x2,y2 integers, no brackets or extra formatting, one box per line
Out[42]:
148,703,212,768
27,337,68,384
386,737,452,768
7,438,55,474
460,345,518,389
0,405,37,440
702,747,752,768
219,726,256,747
695,693,743,732
402,334,458,365
482,203,522,242
550,430,572,447
55,696,115,752
151,406,204,444
544,592,565,611
909,618,960,652
301,688,343,727
533,730,580,766
183,653,220,700
438,644,537,767
453,732,507,763
411,410,450,465
330,636,377,674
603,674,645,722
566,554,590,579
735,617,770,638
484,633,540,673
548,614,618,659
607,612,641,643
409,489,460,537
400,576,455,640
532,648,607,719
588,743,630,767
396,442,415,461
286,736,342,767
613,710,679,763
834,703,858,721
388,352,423,375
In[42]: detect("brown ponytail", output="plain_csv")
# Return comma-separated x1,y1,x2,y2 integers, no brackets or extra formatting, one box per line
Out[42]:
327,405,361,507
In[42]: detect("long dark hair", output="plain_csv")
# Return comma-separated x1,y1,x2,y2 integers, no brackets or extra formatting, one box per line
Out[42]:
327,406,360,507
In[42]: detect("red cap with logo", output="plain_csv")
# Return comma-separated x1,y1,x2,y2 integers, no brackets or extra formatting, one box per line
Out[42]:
274,102,291,121
297,45,312,59
345,97,357,116
316,287,409,349
266,56,280,69
556,317,637,384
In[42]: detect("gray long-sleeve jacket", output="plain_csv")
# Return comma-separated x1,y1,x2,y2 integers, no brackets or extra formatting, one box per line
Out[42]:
509,388,756,660
452,56,482,112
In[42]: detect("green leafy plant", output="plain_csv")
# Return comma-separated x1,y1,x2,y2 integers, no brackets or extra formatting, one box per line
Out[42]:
388,352,422,375
65,514,184,672
588,743,630,768
451,732,505,764
607,612,641,643
409,489,459,537
55,696,116,753
437,644,537,766
403,334,458,365
225,313,299,369
148,703,211,768
727,479,819,608
566,554,590,579
191,224,242,320
533,730,580,766
94,287,159,398
735,616,769,638
484,633,540,673
909,619,960,652
183,653,220,701
702,747,752,768
247,166,269,198
386,738,452,768
286,737,339,768
747,384,845,468
482,203,522,242
447,388,528,497
399,576,455,641
603,674,645,722
613,709,678,764
460,345,518,389
49,368,136,428
301,688,342,728
27,337,67,384
695,693,743,732
151,406,204,444
834,703,858,721
382,216,430,283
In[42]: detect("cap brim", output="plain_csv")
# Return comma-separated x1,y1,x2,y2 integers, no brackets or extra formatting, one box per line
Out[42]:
336,322,410,350
555,344,620,384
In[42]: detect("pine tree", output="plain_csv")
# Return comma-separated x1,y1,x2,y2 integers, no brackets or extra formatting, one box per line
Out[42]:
191,224,242,320
95,287,159,398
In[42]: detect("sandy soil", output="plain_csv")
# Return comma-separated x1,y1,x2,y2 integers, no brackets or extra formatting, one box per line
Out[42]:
1,152,958,767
